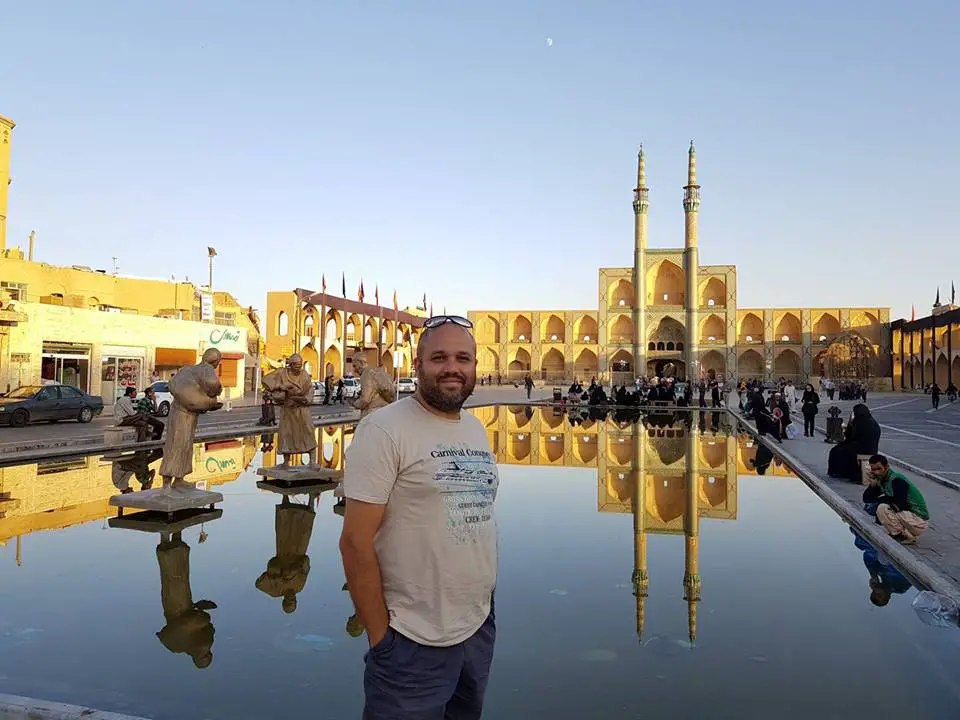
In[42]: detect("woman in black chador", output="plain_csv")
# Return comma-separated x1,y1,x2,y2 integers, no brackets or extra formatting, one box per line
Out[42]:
828,403,881,481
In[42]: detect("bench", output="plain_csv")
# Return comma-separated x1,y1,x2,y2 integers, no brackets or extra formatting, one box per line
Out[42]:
103,426,139,445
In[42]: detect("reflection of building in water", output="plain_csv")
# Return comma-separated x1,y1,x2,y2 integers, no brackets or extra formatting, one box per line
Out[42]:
474,406,741,643
0,437,258,559
736,432,798,477
258,423,355,473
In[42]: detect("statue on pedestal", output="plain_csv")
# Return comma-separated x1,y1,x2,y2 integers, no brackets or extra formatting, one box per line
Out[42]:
156,531,217,669
352,352,396,418
159,349,223,490
261,353,318,466
255,496,316,614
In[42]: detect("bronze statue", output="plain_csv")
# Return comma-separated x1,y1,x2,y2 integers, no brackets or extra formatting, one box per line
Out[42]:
159,349,223,490
352,352,396,418
261,353,318,466
156,531,217,668
255,496,316,614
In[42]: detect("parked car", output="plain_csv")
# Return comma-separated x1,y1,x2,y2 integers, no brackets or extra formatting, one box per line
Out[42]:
341,377,361,399
397,377,417,394
137,381,173,416
0,384,104,427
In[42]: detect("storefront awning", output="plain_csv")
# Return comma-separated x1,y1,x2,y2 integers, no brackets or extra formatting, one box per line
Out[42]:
156,348,197,367
220,352,244,360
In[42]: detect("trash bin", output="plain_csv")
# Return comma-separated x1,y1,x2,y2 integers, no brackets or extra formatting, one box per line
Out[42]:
553,387,562,403
825,406,844,443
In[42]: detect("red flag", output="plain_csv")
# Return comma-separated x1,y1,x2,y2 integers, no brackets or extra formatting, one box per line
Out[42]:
321,274,327,293
375,285,379,306
393,290,398,313
358,280,365,303
911,304,916,321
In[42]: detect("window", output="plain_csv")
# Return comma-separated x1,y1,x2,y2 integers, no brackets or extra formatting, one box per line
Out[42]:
215,311,236,326
153,382,169,393
1,282,26,302
37,386,60,402
60,386,82,398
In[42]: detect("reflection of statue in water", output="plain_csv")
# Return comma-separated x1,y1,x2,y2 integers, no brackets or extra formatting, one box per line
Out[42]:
112,448,164,493
352,353,396,418
160,349,223,490
343,582,365,638
261,354,317,465
255,496,316,613
156,531,216,668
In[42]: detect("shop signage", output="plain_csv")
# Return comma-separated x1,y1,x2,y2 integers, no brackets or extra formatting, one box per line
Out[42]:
10,353,30,363
205,455,238,473
200,293,214,321
209,328,241,346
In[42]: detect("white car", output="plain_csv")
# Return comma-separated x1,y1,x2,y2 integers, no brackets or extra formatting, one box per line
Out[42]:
137,381,173,417
397,377,417,394
341,377,361,399
312,381,326,403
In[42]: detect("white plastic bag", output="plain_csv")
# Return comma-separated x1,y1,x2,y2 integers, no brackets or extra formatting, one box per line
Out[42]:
785,424,801,440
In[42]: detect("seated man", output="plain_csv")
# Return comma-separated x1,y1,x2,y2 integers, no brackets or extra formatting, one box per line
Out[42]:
114,387,163,442
863,455,929,545
136,386,166,440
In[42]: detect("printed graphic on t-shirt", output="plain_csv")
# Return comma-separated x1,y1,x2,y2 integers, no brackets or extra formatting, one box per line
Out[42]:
430,443,498,544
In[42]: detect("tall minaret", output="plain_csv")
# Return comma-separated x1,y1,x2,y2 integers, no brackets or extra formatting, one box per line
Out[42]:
682,142,701,381
683,423,701,646
0,115,15,253
631,429,648,642
633,145,650,381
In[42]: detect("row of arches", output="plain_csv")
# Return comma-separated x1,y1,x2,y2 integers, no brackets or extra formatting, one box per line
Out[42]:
476,310,881,348
604,264,728,308
276,307,418,346
897,354,960,386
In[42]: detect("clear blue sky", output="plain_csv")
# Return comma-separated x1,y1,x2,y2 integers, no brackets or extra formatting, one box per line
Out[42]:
4,0,958,320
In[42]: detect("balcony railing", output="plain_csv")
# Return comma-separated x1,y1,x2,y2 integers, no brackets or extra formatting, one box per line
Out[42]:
573,336,596,344
510,336,532,344
737,336,764,345
775,336,801,344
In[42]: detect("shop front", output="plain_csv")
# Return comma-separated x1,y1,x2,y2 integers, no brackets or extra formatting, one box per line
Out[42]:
41,342,92,392
100,345,146,401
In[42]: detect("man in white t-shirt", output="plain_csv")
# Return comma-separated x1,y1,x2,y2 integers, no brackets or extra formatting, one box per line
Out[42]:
340,315,498,719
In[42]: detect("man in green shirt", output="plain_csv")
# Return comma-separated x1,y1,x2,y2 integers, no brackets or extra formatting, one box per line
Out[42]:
864,454,929,545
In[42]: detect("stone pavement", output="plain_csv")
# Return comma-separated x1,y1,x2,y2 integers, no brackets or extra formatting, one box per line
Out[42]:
734,403,960,605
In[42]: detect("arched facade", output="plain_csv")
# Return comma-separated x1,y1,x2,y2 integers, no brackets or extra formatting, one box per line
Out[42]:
609,279,634,308
509,347,532,373
511,315,532,342
700,277,726,308
774,349,802,378
738,313,763,344
813,312,841,342
574,348,599,378
700,314,725,344
476,314,500,344
575,315,598,343
774,312,801,343
701,350,726,379
541,348,565,377
648,261,685,306
609,314,633,344
738,349,763,377
542,314,565,342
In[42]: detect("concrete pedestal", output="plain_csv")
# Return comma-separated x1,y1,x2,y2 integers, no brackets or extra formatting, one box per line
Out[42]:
257,479,338,496
256,464,343,483
109,508,223,533
109,486,223,518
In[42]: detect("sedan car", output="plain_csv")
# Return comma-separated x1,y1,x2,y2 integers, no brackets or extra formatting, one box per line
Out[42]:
341,377,361,399
0,384,104,427
137,381,173,416
397,377,417,394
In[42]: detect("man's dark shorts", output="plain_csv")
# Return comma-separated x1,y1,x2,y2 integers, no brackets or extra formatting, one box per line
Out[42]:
363,608,496,720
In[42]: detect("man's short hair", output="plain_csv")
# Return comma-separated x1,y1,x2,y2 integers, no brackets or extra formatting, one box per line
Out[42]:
124,387,137,397
869,454,888,466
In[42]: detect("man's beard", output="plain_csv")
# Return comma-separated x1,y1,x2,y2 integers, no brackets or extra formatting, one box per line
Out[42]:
419,372,475,413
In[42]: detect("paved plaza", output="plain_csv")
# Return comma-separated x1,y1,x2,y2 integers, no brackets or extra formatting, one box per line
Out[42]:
737,390,960,602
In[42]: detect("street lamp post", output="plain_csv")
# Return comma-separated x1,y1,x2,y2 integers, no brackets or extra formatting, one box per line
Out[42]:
207,246,217,293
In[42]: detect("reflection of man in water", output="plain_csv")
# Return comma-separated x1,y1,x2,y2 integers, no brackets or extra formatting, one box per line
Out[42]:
112,448,163,493
850,528,911,606
255,497,316,613
156,532,216,668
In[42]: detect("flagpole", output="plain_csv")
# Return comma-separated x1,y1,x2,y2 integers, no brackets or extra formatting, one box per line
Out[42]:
319,285,327,381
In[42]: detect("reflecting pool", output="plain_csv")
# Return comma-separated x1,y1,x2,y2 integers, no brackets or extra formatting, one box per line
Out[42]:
1,407,958,719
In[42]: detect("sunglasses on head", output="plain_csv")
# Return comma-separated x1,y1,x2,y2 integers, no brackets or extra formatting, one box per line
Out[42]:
423,315,473,330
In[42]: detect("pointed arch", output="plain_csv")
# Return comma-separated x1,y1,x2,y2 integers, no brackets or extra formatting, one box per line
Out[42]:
609,349,633,371
575,434,597,464
738,349,764,377
346,313,362,343
541,435,564,463
648,316,685,345
649,476,684,523
851,311,881,344
738,312,763,343
574,348,599,378
541,314,565,342
774,313,801,342
812,312,841,342
364,316,379,345
647,260,685,306
380,349,392,369
608,314,634,344
476,314,500,344
700,314,725,344
510,433,531,462
509,347,532,373
511,314,532,342
774,349,802,378
323,345,342,379
700,277,726,308
540,348,565,376
302,306,316,336
936,354,949,384
325,309,342,343
574,315,598,343
700,350,726,379
300,343,319,379
480,347,500,375
277,311,289,337
608,278,634,308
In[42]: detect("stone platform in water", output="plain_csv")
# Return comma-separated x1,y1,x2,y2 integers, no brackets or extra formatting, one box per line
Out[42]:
256,464,343,483
109,507,223,533
257,479,338,496
108,486,223,516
